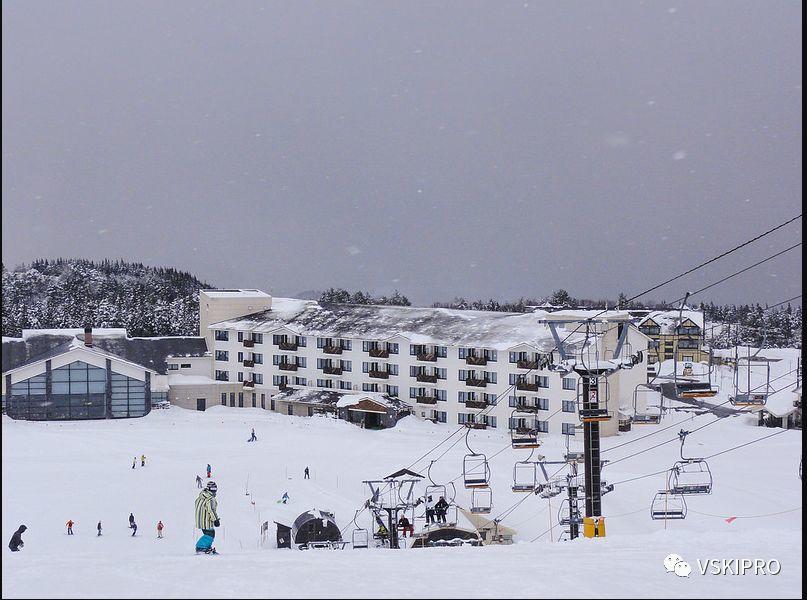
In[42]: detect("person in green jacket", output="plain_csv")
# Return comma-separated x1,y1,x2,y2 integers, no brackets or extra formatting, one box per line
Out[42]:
194,481,220,554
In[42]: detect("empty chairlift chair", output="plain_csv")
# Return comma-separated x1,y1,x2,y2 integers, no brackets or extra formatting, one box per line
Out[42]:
668,429,713,495
351,528,369,549
462,429,491,489
509,410,542,449
651,490,687,520
730,347,771,407
632,384,664,425
512,460,538,493
470,487,493,514
576,375,612,422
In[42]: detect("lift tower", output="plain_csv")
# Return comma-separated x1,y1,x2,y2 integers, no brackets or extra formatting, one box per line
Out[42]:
539,310,641,539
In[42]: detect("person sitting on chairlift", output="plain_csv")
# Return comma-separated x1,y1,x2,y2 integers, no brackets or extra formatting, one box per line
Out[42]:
434,496,449,524
424,495,436,525
398,515,414,537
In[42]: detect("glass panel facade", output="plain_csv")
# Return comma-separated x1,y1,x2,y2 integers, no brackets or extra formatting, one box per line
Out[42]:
7,360,149,420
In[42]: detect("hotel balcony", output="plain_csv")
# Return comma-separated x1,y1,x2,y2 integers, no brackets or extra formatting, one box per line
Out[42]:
416,352,437,362
415,395,438,405
323,345,343,355
278,341,298,351
465,377,488,388
368,369,390,379
516,381,540,392
516,359,540,369
465,355,487,366
243,339,255,348
416,373,438,384
368,348,390,359
465,399,489,410
242,359,255,368
323,366,343,376
278,362,298,372
243,380,255,389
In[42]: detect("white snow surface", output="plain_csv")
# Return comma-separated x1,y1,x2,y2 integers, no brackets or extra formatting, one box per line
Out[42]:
2,394,802,598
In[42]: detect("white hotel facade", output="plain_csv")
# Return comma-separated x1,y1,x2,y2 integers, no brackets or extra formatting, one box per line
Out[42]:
164,290,651,437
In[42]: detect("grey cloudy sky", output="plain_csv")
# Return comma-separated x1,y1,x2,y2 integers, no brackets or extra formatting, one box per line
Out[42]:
2,0,802,306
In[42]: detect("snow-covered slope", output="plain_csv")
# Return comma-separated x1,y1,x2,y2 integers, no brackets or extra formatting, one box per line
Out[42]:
2,393,802,598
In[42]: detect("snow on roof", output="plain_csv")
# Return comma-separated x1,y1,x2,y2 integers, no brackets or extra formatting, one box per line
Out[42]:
21,328,128,340
210,300,586,351
537,309,634,322
200,289,271,298
167,374,217,386
639,309,704,333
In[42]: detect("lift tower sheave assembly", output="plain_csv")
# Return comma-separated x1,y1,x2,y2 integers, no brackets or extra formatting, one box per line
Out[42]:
539,310,640,540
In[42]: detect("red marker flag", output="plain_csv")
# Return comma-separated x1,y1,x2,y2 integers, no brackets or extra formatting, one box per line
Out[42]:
725,516,737,524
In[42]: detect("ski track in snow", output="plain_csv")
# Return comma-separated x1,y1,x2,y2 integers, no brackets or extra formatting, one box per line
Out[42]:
2,396,802,598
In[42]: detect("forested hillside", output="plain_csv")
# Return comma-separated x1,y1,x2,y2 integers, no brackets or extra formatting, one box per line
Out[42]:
1,259,212,337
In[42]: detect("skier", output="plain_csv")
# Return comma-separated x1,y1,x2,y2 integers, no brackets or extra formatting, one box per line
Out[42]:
66,519,74,535
304,466,310,479
424,495,436,525
435,496,449,524
196,475,203,488
248,428,257,442
397,515,413,538
8,525,26,552
131,518,138,537
157,521,164,539
195,481,220,554
97,521,102,537
206,464,212,478
132,457,137,469
141,454,146,467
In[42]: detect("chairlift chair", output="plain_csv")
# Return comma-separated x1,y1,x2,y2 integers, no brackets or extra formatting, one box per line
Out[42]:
470,487,493,514
351,528,369,549
509,411,542,449
632,384,664,425
557,498,583,527
512,461,537,493
730,347,771,407
668,429,713,495
650,490,687,520
462,429,491,489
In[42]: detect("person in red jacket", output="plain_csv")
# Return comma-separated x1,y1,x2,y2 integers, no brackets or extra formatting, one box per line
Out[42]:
66,520,74,535
157,521,164,539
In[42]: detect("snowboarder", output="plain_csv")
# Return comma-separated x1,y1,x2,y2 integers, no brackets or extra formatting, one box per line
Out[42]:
131,517,138,536
132,457,137,469
424,495,436,525
279,491,289,504
248,428,257,442
196,475,203,488
398,515,413,538
206,464,212,478
435,496,449,524
304,466,310,479
8,525,26,552
141,454,146,467
66,519,74,535
97,521,102,536
157,521,164,539
195,481,220,554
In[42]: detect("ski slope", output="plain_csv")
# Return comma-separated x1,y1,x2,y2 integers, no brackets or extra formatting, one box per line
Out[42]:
2,374,802,598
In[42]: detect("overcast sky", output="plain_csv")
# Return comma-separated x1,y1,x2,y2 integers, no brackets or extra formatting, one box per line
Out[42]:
2,0,802,306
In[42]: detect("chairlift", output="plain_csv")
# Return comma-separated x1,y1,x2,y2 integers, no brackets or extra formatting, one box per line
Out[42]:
672,294,718,399
558,498,583,526
632,384,664,425
667,429,713,495
509,411,542,449
730,346,771,407
462,429,490,489
351,528,369,549
576,375,611,422
470,487,493,514
512,460,538,493
651,490,687,520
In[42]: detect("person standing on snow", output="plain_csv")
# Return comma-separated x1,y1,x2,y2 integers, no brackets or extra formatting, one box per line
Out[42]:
195,481,220,554
132,457,137,469
97,521,102,536
129,513,136,536
66,520,74,535
206,464,212,478
157,521,164,539
304,467,310,479
248,428,257,442
196,475,203,488
141,454,146,467
280,491,289,504
8,525,26,552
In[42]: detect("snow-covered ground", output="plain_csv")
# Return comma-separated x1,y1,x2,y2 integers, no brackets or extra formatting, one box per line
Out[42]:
2,360,802,598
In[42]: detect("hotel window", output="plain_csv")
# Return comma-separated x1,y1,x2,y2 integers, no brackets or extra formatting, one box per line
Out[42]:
437,411,447,423
215,351,229,362
386,385,399,397
253,333,263,344
215,330,229,341
536,420,549,433
562,400,576,413
238,393,244,408
254,353,263,364
229,393,236,407
294,377,307,386
168,364,179,371
562,423,576,436
253,373,263,384
562,377,575,390
339,381,352,390
180,363,191,369
215,370,229,381
238,372,244,383
220,393,227,406
252,393,256,408
436,389,447,401
536,397,549,410
537,376,549,388
342,361,352,372
238,331,244,342
237,352,244,362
